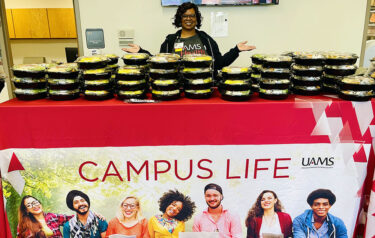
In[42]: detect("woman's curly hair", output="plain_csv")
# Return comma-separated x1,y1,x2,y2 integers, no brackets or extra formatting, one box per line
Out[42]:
158,189,196,222
173,2,203,29
245,190,284,227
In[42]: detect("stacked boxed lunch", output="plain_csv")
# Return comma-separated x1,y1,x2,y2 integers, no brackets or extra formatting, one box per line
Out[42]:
259,55,293,100
77,55,113,100
250,54,266,92
291,52,324,96
338,76,374,101
149,53,181,100
322,52,358,93
46,63,80,100
12,64,47,100
117,53,149,100
181,54,214,99
219,66,252,101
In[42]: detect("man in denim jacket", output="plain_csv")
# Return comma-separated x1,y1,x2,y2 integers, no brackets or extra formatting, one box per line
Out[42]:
293,189,347,238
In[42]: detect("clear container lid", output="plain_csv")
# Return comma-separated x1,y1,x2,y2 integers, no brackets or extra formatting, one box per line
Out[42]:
117,66,144,75
149,53,180,63
149,68,178,73
294,85,321,91
14,88,47,94
12,64,46,72
182,68,211,73
260,79,290,84
117,79,146,85
340,90,373,96
341,76,375,85
85,79,110,85
105,54,119,59
324,65,357,70
83,68,109,74
107,64,119,69
292,64,323,71
224,90,250,96
182,54,212,62
186,78,213,84
323,73,344,79
294,52,325,60
47,63,78,73
263,55,293,62
223,79,249,85
251,64,262,69
76,55,108,63
222,66,250,74
251,73,261,78
251,53,267,60
84,90,110,95
322,52,358,60
293,75,321,81
49,89,80,95
13,77,46,83
261,67,291,73
152,89,180,95
118,90,145,95
48,79,78,84
259,88,289,95
185,89,211,94
122,53,149,60
153,79,179,85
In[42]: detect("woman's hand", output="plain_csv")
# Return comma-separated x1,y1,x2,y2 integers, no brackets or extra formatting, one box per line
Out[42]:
122,44,141,53
237,41,256,52
93,211,106,221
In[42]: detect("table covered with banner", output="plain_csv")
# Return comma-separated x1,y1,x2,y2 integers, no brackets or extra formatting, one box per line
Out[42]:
0,93,375,238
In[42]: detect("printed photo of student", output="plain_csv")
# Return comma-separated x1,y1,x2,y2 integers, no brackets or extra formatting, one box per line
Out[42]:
17,195,74,238
105,196,149,238
245,190,292,238
63,190,108,238
293,189,347,238
148,190,196,238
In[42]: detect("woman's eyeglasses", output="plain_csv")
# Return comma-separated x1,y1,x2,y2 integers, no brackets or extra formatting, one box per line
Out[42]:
182,14,196,19
122,203,137,209
25,201,40,209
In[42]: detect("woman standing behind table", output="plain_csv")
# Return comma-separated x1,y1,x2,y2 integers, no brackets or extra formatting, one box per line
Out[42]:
17,195,73,238
106,196,149,238
245,190,292,238
148,190,196,238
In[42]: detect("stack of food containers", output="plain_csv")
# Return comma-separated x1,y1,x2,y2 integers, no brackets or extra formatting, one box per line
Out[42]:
149,53,181,100
219,67,252,101
12,64,47,100
259,55,293,100
118,53,149,99
106,54,119,73
181,54,213,99
76,55,113,100
291,53,325,95
46,63,80,100
322,52,358,93
338,76,375,101
250,54,265,92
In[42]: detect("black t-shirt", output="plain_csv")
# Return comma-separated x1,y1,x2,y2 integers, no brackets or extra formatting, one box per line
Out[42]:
174,34,206,57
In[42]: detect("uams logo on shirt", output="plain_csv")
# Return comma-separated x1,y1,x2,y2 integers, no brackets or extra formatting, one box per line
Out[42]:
301,157,335,169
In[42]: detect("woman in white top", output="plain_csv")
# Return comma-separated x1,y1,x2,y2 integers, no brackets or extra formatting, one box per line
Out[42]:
245,190,292,238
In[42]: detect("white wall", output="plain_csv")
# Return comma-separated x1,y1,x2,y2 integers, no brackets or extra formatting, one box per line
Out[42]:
78,0,367,67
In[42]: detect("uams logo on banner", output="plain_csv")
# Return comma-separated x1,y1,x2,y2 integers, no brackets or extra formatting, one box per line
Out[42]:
301,157,335,169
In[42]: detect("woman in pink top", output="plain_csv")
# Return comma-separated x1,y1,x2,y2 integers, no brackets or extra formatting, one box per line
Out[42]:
245,190,292,238
106,196,149,238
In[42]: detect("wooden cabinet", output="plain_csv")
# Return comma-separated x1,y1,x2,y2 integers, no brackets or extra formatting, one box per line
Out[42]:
6,9,15,38
6,8,77,39
47,8,77,38
12,8,50,38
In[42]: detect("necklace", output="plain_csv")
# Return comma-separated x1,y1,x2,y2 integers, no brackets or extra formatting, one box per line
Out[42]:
263,213,276,227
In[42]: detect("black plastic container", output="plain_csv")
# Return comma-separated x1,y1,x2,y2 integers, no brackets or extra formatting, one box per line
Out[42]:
221,66,251,79
149,68,179,79
152,89,181,101
149,54,180,69
13,77,47,89
14,88,47,100
294,53,325,66
292,64,323,77
262,55,293,68
338,76,375,91
185,89,213,99
47,63,79,79
184,78,213,90
339,90,373,101
261,68,291,79
324,65,357,76
122,53,149,66
323,53,358,66
116,66,145,81
182,68,211,79
116,79,147,91
292,76,322,86
293,86,322,96
48,79,80,90
259,88,289,100
49,89,80,101
151,79,180,91
76,56,109,69
84,90,113,100
259,79,290,89
181,54,212,68
251,54,266,65
221,90,252,101
106,54,119,65
117,89,147,100
82,69,112,80
12,64,46,78
219,80,251,91
84,80,112,90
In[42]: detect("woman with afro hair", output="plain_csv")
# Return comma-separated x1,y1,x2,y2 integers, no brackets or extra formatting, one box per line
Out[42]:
148,190,196,238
